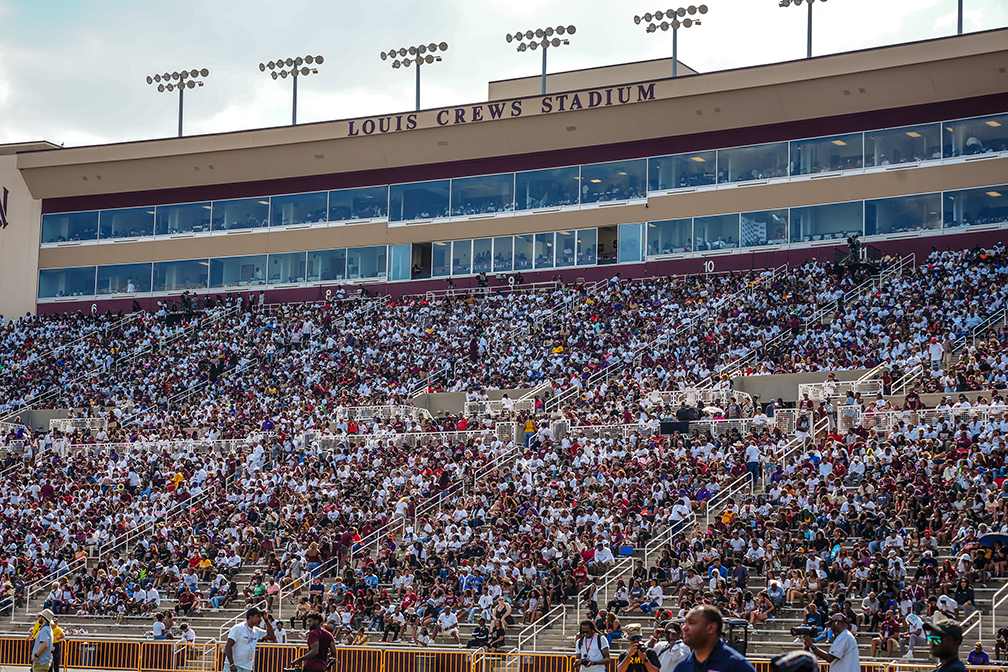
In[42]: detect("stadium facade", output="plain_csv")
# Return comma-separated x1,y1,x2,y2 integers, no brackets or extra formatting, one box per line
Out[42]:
2,28,1008,317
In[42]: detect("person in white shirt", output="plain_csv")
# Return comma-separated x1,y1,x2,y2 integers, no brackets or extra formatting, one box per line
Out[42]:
225,608,276,672
803,613,859,672
575,620,610,672
649,621,689,672
436,606,461,645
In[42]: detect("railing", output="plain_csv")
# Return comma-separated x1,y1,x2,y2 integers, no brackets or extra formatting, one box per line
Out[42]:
797,378,883,401
336,404,434,423
955,307,1007,352
991,581,1008,635
960,608,982,642
838,404,1003,435
408,363,451,398
705,475,756,528
646,388,754,410
516,603,569,651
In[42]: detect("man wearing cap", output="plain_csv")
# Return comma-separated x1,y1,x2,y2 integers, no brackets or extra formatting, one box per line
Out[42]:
31,609,54,672
967,642,989,665
224,607,276,672
924,619,966,672
802,613,859,672
618,623,660,672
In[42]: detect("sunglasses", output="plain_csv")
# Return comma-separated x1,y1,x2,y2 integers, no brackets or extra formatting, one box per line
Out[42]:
927,635,944,645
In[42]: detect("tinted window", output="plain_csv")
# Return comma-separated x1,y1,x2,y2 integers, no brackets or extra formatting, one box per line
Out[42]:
515,166,580,210
212,198,269,231
41,211,99,243
307,249,347,282
865,193,941,236
648,151,716,190
156,203,211,235
647,219,692,256
390,180,450,221
267,252,307,284
38,267,96,298
741,209,789,248
694,214,740,250
790,133,863,174
581,159,647,203
99,207,154,240
451,173,515,216
790,202,863,243
270,192,328,227
153,260,209,292
866,123,942,166
717,142,788,183
944,185,1008,228
97,263,152,295
944,113,1008,158
348,246,386,280
328,186,389,222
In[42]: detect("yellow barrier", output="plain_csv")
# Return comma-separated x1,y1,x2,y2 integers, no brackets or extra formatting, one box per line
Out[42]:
252,643,307,672
386,647,472,672
472,651,571,672
61,638,142,670
335,646,383,672
0,637,30,667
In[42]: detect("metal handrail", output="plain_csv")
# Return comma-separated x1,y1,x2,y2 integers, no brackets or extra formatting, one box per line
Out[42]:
990,582,1008,635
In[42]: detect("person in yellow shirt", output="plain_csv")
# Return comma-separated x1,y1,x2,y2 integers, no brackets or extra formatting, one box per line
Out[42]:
29,617,63,672
523,418,535,447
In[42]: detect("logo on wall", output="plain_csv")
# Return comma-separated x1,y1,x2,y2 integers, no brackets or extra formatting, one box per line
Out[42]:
0,187,8,229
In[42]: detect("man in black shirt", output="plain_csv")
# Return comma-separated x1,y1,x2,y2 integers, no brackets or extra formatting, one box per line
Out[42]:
467,617,490,649
618,624,661,672
924,619,966,672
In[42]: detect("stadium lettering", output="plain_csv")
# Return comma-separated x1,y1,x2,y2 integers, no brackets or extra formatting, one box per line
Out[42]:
345,82,655,137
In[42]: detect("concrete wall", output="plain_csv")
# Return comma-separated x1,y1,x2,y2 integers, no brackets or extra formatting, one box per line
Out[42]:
0,147,46,319
733,369,871,403
411,388,539,416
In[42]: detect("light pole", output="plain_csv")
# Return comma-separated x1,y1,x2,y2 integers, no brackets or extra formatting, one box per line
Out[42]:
958,0,963,34
381,42,448,111
260,55,324,126
506,25,576,95
634,6,707,78
779,0,826,59
146,68,209,138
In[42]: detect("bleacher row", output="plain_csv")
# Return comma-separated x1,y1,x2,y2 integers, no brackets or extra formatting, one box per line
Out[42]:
0,245,1006,669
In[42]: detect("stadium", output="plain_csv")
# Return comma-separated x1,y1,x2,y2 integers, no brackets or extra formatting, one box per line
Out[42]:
0,13,1007,672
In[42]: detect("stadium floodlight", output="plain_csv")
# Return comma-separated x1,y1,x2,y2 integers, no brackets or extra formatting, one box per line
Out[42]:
381,41,448,111
779,0,826,59
261,55,324,125
507,25,576,95
633,6,706,78
146,67,209,137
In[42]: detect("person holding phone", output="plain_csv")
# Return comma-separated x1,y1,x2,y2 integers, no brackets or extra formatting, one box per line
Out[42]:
290,612,336,672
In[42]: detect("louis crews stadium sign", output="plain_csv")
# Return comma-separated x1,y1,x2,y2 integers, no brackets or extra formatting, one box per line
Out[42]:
345,82,658,137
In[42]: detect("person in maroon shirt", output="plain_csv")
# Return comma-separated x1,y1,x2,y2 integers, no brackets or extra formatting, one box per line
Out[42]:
290,612,336,671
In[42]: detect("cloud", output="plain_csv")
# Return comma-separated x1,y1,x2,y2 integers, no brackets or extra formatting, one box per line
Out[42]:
0,0,1005,147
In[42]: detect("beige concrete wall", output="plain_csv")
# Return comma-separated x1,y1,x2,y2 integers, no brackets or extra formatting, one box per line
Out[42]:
0,149,44,317
488,57,698,99
733,369,871,403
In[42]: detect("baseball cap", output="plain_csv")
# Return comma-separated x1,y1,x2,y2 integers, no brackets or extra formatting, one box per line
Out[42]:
924,620,963,641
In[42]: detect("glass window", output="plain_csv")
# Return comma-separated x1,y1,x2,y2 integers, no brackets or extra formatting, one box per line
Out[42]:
597,226,618,265
790,201,863,243
581,159,647,203
41,211,98,243
389,180,450,221
99,207,154,240
717,142,789,183
328,186,389,222
97,263,152,295
790,133,863,175
943,113,1008,158
555,231,576,268
411,243,432,279
534,233,554,269
452,240,472,275
431,242,451,277
212,198,269,232
38,267,96,299
648,151,716,191
348,246,386,280
618,223,644,264
210,255,267,289
577,229,597,266
865,193,941,236
694,214,740,250
515,166,580,210
944,185,1008,228
270,192,328,227
514,234,533,270
647,219,692,256
472,238,493,274
307,249,346,282
153,260,209,292
156,202,211,235
451,173,515,216
741,209,789,248
267,252,307,284
389,244,411,282
866,123,942,166
492,237,513,272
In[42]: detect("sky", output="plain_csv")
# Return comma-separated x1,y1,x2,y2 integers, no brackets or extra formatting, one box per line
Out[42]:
0,0,1005,147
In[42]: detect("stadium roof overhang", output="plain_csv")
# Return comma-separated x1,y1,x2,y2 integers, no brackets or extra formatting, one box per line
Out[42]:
17,27,1008,212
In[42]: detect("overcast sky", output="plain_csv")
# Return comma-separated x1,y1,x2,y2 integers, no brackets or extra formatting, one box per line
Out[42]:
0,0,1005,147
